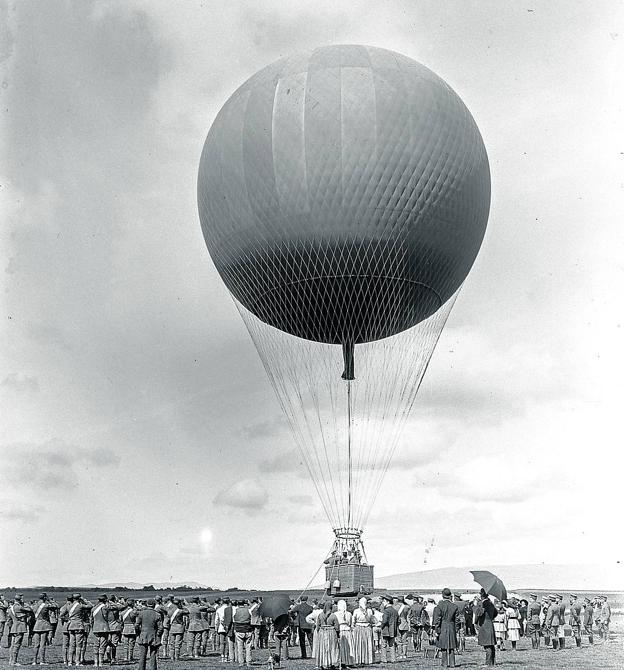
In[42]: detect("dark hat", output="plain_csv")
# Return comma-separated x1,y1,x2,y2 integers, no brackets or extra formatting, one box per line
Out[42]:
40,593,48,599
442,588,452,598
381,594,392,603
530,593,537,598
454,593,462,599
146,598,155,607
397,596,405,603
406,593,415,600
301,595,308,602
99,595,108,602
72,593,81,599
570,593,578,599
556,593,563,599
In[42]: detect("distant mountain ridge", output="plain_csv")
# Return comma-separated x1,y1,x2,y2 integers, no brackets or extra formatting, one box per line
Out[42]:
376,564,624,592
76,581,209,590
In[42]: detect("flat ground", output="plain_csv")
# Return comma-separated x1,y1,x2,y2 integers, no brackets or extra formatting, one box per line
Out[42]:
1,629,622,670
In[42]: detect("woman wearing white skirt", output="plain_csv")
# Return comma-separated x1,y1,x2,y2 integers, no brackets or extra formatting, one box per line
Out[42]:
506,603,521,650
351,598,374,666
315,603,339,670
331,600,354,667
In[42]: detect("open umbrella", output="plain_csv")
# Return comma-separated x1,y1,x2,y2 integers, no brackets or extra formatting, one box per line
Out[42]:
470,570,508,602
258,595,292,620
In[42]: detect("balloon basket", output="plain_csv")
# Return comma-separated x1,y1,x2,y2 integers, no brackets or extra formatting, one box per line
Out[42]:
323,528,374,597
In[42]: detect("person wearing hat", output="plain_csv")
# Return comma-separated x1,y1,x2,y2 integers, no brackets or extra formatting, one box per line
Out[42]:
121,599,139,662
186,596,209,658
7,594,32,666
103,595,125,664
452,595,467,654
168,599,189,662
432,588,458,667
474,589,497,666
555,594,566,649
544,595,562,650
32,592,58,665
91,595,112,667
541,596,551,646
135,599,163,670
380,595,398,663
526,594,542,649
66,593,92,666
291,595,314,659
600,596,611,641
158,594,175,659
568,594,582,648
0,594,9,648
582,598,594,644
394,596,410,659
409,596,427,652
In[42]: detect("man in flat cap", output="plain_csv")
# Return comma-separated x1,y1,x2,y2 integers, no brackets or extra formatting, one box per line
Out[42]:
582,598,594,644
432,589,458,667
526,594,542,649
136,599,163,670
380,595,398,663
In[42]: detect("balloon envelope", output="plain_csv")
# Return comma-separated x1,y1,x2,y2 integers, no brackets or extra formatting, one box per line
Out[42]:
198,44,490,346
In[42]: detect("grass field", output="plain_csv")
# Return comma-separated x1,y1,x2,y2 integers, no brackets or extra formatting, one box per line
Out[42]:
1,589,622,669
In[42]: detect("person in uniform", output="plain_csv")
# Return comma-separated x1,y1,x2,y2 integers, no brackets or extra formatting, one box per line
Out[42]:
186,596,208,658
432,588,458,668
168,599,189,661
47,599,59,646
0,595,9,649
474,590,497,667
395,596,410,659
135,599,163,670
600,596,611,641
544,595,561,650
58,596,74,665
555,594,566,649
583,597,594,644
104,596,124,664
67,593,92,666
32,593,58,665
121,599,139,662
409,596,426,652
8,594,33,666
380,595,398,664
158,595,175,659
541,596,550,646
568,594,583,648
91,595,112,667
233,600,254,666
526,594,542,649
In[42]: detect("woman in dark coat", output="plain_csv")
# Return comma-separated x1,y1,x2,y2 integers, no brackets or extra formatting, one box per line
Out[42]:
474,590,497,666
432,588,458,668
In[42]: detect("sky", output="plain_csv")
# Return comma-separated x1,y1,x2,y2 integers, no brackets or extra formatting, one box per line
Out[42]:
1,0,623,590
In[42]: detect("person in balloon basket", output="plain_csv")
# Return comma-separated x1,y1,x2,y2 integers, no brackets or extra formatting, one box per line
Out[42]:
474,589,497,666
432,588,458,668
380,595,398,663
291,596,314,659
135,599,163,670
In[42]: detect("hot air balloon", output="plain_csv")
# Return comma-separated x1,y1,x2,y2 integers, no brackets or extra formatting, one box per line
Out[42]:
198,45,490,595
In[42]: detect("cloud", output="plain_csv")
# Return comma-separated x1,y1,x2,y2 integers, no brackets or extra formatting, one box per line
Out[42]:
1,439,120,491
1,373,39,392
258,448,306,474
239,417,288,441
287,493,314,504
213,479,269,513
0,501,44,523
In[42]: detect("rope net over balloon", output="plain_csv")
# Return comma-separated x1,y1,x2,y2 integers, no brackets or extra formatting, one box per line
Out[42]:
235,289,458,534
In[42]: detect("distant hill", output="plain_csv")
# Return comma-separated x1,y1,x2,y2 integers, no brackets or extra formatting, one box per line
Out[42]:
77,581,210,590
376,564,624,592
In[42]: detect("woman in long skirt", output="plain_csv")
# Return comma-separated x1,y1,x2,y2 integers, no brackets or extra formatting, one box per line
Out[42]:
331,600,354,667
315,603,339,670
351,598,374,666
493,604,507,651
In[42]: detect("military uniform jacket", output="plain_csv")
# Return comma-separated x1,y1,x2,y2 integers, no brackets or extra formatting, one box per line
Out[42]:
0,599,8,623
187,604,208,632
162,602,175,628
122,607,139,635
381,605,398,638
33,601,56,632
107,603,124,632
168,606,188,634
8,603,31,634
583,605,593,625
602,603,611,623
91,603,111,634
136,608,163,646
527,602,541,624
67,601,92,631
474,598,497,647
545,604,561,628
432,600,458,650
569,602,582,626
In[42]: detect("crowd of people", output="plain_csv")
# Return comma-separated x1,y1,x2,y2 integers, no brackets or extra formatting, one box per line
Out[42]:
0,589,615,669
